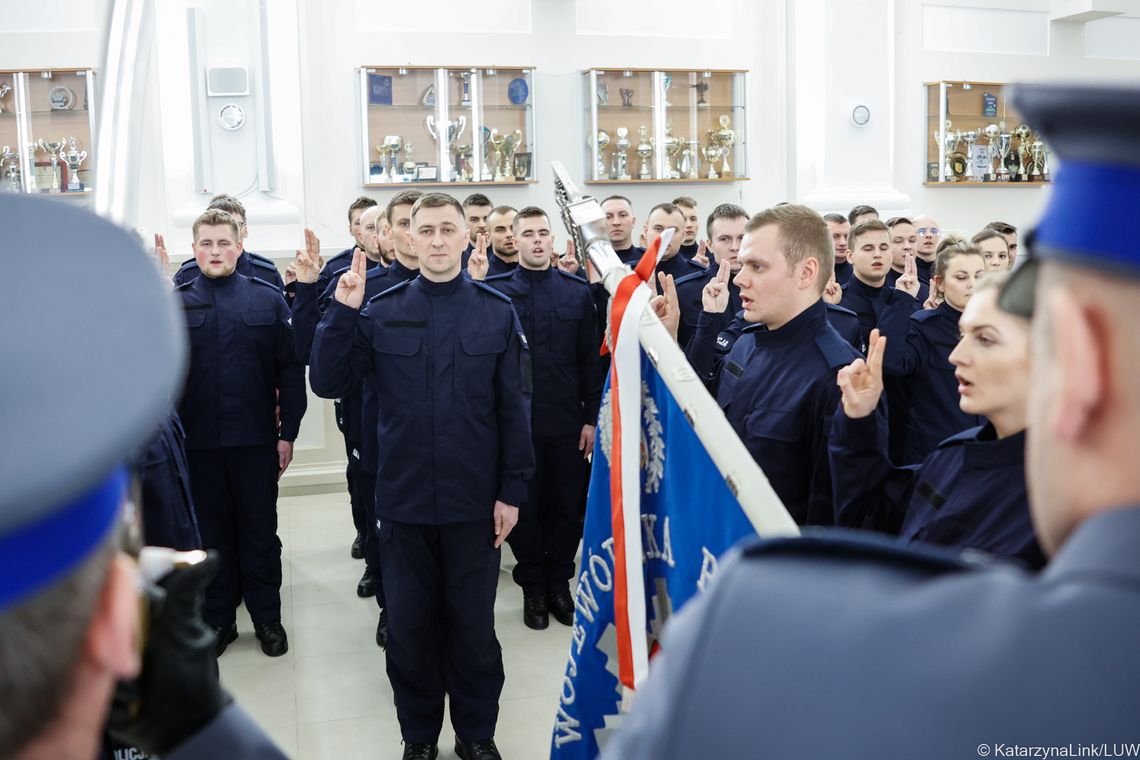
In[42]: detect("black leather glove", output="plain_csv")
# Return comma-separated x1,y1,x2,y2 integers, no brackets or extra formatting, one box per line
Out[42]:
106,550,232,754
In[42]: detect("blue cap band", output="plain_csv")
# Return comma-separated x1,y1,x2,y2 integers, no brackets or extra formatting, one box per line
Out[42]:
1034,160,1140,273
0,467,125,611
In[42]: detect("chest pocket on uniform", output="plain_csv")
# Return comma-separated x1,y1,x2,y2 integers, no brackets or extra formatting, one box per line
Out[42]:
374,333,425,401
551,305,582,352
241,309,276,353
185,311,208,328
745,408,805,444
460,333,505,399
928,340,957,371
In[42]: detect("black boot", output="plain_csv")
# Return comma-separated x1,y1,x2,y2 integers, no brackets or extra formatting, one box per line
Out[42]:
351,531,364,559
212,623,238,657
254,621,289,657
547,589,575,626
455,737,502,760
357,567,378,597
523,593,549,630
401,742,438,760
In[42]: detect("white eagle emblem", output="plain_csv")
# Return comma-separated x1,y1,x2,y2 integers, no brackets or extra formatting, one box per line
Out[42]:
597,382,666,494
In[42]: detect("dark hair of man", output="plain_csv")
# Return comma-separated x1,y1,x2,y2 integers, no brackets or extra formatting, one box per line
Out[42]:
193,209,241,242
462,193,493,209
207,195,247,222
934,242,984,281
745,204,833,294
887,216,913,228
386,190,424,224
706,203,749,239
512,206,549,234
0,537,116,754
847,204,878,224
410,192,464,223
601,195,633,208
672,196,697,209
488,205,518,222
971,228,1009,249
648,202,682,220
847,218,890,249
347,196,378,223
984,220,1017,235
822,213,847,225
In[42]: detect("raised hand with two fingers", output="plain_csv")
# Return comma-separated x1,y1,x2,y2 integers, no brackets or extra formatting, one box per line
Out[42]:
894,252,921,299
702,260,732,314
334,248,369,310
467,231,490,281
836,329,887,419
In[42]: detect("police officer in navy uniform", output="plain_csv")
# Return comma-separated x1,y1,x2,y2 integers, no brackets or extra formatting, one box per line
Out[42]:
131,409,203,551
483,206,601,631
483,205,521,278
310,193,534,760
461,192,494,267
0,192,287,760
823,212,855,285
317,195,378,282
600,195,645,264
172,195,285,291
675,203,748,349
601,82,1140,760
176,209,306,658
840,218,923,352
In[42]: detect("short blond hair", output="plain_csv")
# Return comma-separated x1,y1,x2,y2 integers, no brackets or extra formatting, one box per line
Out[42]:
193,209,240,242
745,204,833,294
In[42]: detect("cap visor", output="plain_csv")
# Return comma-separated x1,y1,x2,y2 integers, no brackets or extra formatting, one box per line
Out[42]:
998,257,1039,318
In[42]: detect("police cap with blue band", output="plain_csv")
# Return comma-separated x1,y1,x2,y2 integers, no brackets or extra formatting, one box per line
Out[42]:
0,193,187,610
1000,82,1140,317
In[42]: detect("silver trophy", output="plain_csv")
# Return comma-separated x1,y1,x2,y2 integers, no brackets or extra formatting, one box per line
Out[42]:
702,143,722,179
381,135,403,182
1028,140,1045,181
402,141,418,178
612,127,632,181
425,115,467,179
938,124,959,182
664,133,685,180
982,123,1000,182
960,130,979,180
595,130,611,179
636,125,653,180
61,137,88,192
997,132,1012,182
0,83,10,114
687,138,700,179
1,145,20,193
460,72,472,106
714,115,735,177
38,138,65,192
678,144,693,180
454,144,474,181
1012,124,1032,180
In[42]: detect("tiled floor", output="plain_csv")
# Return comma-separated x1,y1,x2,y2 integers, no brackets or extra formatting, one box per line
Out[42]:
218,491,572,759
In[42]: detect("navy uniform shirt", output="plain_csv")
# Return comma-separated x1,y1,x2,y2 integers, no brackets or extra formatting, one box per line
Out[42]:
174,251,285,291
601,508,1140,760
829,410,1043,567
485,266,601,437
840,276,922,352
915,255,934,284
678,241,699,260
487,253,519,278
355,260,420,476
686,303,861,385
878,299,982,464
614,244,645,265
714,300,860,525
834,258,854,286
674,270,741,351
132,409,202,550
309,274,535,523
176,273,306,450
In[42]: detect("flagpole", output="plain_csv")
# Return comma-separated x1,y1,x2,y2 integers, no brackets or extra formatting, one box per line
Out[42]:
551,161,799,539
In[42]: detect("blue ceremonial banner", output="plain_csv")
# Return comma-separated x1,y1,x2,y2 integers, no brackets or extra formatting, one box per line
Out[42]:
550,349,757,759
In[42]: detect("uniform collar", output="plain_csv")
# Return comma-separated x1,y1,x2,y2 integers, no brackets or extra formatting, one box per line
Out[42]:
846,275,887,300
1042,506,1140,586
960,422,1025,469
657,253,695,279
937,300,962,320
388,259,418,281
742,299,827,348
199,269,239,288
517,264,553,281
417,272,464,296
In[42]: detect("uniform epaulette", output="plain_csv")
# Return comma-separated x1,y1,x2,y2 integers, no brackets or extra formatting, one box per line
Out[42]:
473,280,513,303
674,269,708,287
814,329,859,370
249,275,283,291
911,306,942,324
484,272,514,283
936,424,985,449
366,278,412,304
555,268,589,285
174,279,195,291
247,251,275,265
248,256,280,273
365,265,389,280
176,259,199,272
739,531,986,574
825,302,858,317
334,265,352,277
687,258,709,272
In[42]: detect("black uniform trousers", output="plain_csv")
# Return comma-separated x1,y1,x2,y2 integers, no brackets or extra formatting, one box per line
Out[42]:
188,444,282,627
354,470,386,608
380,519,504,744
343,430,365,537
509,434,587,595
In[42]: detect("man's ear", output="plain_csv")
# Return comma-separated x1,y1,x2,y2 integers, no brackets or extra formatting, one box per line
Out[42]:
84,553,141,681
1046,288,1104,443
799,257,821,292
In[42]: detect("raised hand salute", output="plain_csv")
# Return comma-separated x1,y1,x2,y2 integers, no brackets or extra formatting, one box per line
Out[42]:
691,239,710,268
467,231,490,281
895,251,921,298
334,248,369,310
292,228,322,284
837,328,886,419
702,260,732,314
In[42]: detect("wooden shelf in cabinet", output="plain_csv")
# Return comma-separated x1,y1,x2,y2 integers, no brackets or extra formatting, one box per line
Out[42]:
364,180,537,188
923,181,1049,187
585,177,749,185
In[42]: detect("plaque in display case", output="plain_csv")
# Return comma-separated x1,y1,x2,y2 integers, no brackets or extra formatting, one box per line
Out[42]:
582,68,747,184
357,66,536,187
925,81,1050,186
0,69,96,195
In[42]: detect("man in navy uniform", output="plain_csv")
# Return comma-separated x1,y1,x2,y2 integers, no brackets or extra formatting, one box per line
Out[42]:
708,204,860,526
0,193,287,760
823,212,854,285
675,203,748,350
173,194,285,291
177,209,306,657
310,193,534,760
461,192,494,265
840,218,922,351
485,206,600,630
601,195,644,264
318,195,378,278
601,82,1140,759
672,195,701,259
484,205,520,277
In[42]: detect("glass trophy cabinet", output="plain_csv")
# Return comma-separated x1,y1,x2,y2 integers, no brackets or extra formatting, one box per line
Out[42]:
0,69,96,195
925,81,1050,186
582,68,747,184
357,65,536,187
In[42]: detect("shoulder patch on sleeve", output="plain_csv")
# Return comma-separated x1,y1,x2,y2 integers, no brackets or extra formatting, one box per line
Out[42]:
674,270,708,287
473,280,513,304
365,266,388,281
740,531,991,574
555,269,588,285
825,303,858,318
814,330,858,370
484,272,515,283
249,276,283,291
249,257,280,273
911,307,941,324
936,425,985,449
367,278,412,304
173,279,195,291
